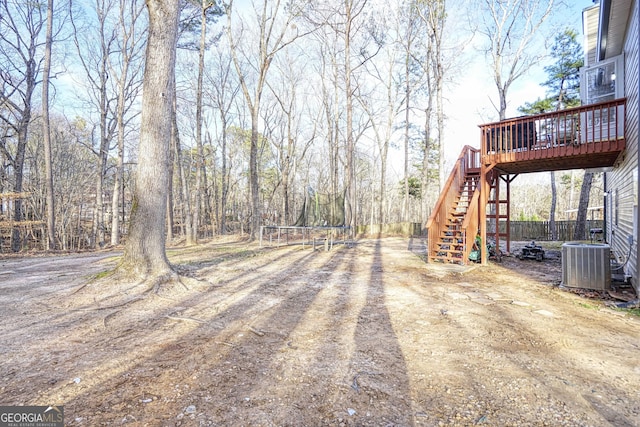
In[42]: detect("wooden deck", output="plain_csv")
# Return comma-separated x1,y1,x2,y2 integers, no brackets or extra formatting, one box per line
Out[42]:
480,98,626,174
427,98,627,265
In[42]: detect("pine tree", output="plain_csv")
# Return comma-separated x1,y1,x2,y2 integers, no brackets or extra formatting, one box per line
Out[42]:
518,28,584,240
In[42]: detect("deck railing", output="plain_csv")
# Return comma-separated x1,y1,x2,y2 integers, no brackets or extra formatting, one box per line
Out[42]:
426,145,480,260
480,98,626,161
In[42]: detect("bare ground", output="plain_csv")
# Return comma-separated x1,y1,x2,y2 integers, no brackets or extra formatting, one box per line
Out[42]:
0,237,639,426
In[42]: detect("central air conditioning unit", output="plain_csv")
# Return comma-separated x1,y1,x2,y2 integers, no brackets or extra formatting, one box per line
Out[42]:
561,242,611,290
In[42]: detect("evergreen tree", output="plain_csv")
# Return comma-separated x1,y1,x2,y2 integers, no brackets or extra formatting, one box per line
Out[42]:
518,28,584,240
518,28,583,114
543,28,583,108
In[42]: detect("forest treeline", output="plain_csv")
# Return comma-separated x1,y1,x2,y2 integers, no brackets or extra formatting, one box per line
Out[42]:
0,0,583,252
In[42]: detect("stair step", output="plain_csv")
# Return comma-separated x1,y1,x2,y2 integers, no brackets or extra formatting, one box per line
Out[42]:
438,236,463,242
434,248,464,254
429,255,465,265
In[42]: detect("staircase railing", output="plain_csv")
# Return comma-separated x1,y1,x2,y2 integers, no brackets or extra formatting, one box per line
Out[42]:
460,187,480,261
426,145,480,261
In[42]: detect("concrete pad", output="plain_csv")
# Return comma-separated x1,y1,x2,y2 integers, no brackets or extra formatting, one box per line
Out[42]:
534,309,554,317
471,297,495,306
455,282,475,288
447,292,470,300
512,301,531,307
486,292,511,302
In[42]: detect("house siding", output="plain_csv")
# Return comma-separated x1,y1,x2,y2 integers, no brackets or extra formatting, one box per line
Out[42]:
583,6,600,65
606,0,639,291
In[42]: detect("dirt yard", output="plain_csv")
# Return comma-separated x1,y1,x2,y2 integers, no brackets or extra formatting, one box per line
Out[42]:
0,237,639,426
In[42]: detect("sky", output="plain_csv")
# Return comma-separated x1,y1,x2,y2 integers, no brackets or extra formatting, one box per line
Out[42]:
56,0,598,187
389,0,598,178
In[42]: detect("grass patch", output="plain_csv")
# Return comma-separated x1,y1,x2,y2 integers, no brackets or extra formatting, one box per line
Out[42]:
625,308,640,317
92,269,115,280
577,301,600,310
540,241,566,250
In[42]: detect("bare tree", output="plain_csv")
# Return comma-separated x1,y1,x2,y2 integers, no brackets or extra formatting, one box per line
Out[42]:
475,0,555,120
205,46,239,234
120,0,179,280
226,0,312,240
417,0,447,193
0,0,48,252
263,46,316,225
315,37,342,203
179,0,223,243
307,0,381,231
70,0,119,248
358,22,402,225
42,0,56,250
397,1,421,222
109,0,146,246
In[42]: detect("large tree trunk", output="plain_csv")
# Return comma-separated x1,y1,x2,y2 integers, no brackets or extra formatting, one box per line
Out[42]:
120,0,179,278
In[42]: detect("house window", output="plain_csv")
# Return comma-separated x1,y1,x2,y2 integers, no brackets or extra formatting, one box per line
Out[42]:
580,54,625,104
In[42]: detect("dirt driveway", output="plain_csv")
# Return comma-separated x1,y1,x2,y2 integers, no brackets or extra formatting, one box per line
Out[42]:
0,237,639,426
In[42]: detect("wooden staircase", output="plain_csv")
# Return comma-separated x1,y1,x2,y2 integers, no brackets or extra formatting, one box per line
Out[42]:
427,146,481,264
426,99,627,265
432,173,479,262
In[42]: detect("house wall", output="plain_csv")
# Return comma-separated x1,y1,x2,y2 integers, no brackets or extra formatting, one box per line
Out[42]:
606,0,639,291
583,5,600,65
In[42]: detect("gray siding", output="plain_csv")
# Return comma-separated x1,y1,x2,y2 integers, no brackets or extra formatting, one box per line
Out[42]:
606,0,639,291
583,6,600,65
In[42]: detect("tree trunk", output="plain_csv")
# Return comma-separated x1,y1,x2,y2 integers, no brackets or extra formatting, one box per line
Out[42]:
172,74,192,239
573,172,593,240
344,2,355,233
95,27,111,248
120,0,179,278
11,78,34,253
191,0,210,244
11,127,28,253
42,0,56,250
403,48,411,222
220,115,228,234
111,129,125,245
110,0,144,246
550,171,557,240
111,68,127,246
166,114,175,242
249,109,261,240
